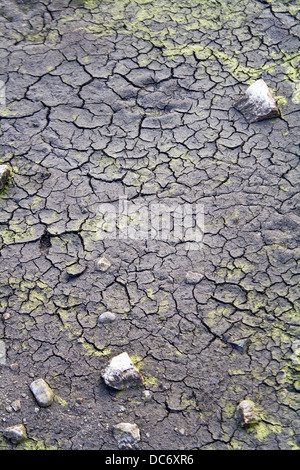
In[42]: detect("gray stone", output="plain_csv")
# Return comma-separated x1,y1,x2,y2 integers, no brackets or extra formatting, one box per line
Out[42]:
228,338,250,354
30,378,54,407
112,422,140,445
0,340,6,365
174,427,186,436
98,311,116,324
0,164,10,191
237,400,259,426
233,79,280,123
95,256,111,272
101,352,143,390
185,271,203,284
11,399,22,412
4,424,27,444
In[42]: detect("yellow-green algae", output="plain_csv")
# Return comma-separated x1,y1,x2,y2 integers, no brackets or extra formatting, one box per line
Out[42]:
0,435,58,450
8,0,298,102
48,0,300,102
143,375,158,387
80,339,112,357
245,420,282,442
130,353,144,370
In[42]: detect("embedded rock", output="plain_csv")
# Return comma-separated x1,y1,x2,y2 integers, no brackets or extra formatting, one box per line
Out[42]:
30,378,54,407
101,352,143,390
228,338,251,354
4,424,27,444
142,390,153,402
112,422,140,445
0,164,10,191
0,340,6,365
11,399,22,412
185,271,203,284
233,79,280,123
95,256,111,272
237,399,259,426
98,311,116,324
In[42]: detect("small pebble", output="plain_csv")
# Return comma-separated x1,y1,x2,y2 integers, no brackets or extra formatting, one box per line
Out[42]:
174,427,185,436
0,340,6,365
101,352,143,390
0,165,10,192
237,399,259,426
112,422,140,445
185,271,203,284
95,256,111,272
98,311,116,324
142,390,153,402
4,424,27,444
229,338,250,354
30,378,54,407
11,399,21,412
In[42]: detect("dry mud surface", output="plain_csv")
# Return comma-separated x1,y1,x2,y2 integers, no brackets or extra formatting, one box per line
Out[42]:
0,0,299,451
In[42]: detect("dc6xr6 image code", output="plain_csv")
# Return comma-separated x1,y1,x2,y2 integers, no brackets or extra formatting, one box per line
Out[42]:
149,455,194,465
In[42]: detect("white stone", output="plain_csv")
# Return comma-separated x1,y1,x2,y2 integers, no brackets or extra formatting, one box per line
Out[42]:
142,390,152,402
234,79,280,123
30,378,54,407
0,340,6,365
0,164,10,191
95,256,111,272
98,311,116,324
112,422,140,444
237,399,259,426
101,352,143,390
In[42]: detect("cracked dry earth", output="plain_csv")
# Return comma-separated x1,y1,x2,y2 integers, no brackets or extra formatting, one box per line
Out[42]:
0,0,300,451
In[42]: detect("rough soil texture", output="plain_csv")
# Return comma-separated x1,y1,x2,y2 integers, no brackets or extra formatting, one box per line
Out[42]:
0,0,299,450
